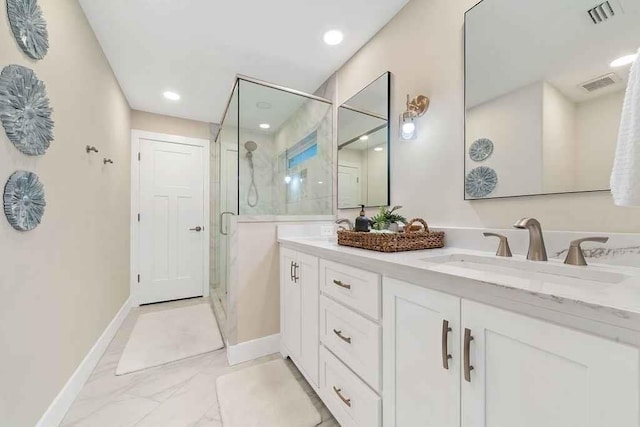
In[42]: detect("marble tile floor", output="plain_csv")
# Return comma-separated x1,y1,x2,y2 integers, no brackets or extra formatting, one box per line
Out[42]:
61,297,338,427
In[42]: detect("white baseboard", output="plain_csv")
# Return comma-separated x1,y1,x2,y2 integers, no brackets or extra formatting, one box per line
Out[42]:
227,333,281,366
36,297,132,427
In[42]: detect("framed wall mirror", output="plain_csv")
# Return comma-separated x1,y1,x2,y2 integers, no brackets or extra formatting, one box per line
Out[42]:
464,0,639,199
338,71,390,209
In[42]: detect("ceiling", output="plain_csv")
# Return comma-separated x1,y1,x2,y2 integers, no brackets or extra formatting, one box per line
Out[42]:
221,79,328,136
79,0,409,124
466,0,640,108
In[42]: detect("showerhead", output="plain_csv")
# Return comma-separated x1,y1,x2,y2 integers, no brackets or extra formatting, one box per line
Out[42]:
244,140,258,153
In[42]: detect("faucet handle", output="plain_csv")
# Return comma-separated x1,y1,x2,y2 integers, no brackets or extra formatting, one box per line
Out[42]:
564,237,609,266
483,232,513,257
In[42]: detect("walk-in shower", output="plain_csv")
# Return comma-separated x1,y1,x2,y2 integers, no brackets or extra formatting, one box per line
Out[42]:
244,140,259,208
210,75,334,318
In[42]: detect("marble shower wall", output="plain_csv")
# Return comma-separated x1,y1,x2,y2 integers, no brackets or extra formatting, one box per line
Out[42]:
239,129,277,215
273,83,334,215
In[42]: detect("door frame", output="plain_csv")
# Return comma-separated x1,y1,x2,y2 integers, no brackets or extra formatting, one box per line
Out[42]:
130,130,211,306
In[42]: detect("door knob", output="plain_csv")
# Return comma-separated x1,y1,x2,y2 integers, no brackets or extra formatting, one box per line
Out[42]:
190,226,203,232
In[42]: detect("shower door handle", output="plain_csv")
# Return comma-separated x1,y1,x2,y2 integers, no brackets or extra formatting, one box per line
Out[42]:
220,212,236,236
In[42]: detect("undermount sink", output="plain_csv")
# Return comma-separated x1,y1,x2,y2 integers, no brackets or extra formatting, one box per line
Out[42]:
421,254,629,285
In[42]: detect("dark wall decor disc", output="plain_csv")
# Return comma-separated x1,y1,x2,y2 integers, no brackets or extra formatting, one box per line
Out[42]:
0,64,54,155
6,0,49,60
3,170,46,231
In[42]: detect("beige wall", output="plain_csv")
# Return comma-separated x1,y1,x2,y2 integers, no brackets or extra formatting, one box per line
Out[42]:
131,109,211,140
337,0,640,232
235,222,281,343
0,1,131,425
575,90,624,191
466,82,544,196
542,82,577,193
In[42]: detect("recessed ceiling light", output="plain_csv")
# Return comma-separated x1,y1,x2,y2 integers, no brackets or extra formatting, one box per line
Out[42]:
610,54,638,68
374,147,384,152
359,135,369,141
323,30,344,46
163,91,180,101
259,123,271,129
318,181,324,185
256,101,272,109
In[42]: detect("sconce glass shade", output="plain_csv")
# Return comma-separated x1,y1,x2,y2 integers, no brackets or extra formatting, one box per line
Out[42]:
400,112,417,140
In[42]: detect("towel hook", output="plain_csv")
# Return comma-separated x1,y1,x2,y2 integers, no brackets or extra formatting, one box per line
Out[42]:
103,158,114,165
86,145,99,153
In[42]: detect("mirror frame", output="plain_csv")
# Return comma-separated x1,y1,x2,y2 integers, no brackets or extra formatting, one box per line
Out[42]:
337,71,391,209
463,1,612,201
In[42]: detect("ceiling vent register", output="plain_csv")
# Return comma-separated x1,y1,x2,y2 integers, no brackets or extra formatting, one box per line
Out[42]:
588,1,616,24
580,73,620,93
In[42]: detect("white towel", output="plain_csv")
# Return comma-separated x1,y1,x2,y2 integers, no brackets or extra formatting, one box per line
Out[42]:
611,49,640,206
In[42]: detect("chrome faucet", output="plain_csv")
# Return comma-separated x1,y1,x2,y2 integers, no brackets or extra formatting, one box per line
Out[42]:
513,218,547,261
335,218,354,231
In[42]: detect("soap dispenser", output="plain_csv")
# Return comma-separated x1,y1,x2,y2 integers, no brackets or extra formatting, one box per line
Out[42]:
354,205,371,232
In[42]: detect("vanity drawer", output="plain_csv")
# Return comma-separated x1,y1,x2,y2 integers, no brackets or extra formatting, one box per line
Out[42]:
319,346,381,427
320,296,381,392
320,259,381,320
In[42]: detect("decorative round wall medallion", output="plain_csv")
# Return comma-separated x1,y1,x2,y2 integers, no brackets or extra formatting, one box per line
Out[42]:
6,0,49,60
469,138,494,162
465,166,498,198
0,64,54,155
3,170,46,231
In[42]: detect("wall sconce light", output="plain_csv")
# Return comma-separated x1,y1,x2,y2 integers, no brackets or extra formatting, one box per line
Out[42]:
400,94,430,140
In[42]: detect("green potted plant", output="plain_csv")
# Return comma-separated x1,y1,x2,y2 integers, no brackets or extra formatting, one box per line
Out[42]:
371,205,407,231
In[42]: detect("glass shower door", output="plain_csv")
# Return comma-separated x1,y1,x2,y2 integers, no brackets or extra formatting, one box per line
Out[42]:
213,84,238,312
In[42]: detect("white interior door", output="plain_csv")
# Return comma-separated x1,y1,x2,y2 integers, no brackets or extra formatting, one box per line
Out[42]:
338,164,361,208
139,137,205,304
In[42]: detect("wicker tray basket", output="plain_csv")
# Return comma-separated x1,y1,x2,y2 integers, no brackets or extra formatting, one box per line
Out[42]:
337,218,445,253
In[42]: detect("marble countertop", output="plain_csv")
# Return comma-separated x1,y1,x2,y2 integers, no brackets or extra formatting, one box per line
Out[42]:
279,236,640,339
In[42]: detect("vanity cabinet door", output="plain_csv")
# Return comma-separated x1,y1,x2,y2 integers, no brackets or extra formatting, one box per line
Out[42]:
280,248,301,360
383,277,461,427
298,252,319,386
461,300,640,427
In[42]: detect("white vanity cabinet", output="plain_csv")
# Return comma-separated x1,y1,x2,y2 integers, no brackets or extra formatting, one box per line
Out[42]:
279,240,640,427
462,299,640,427
384,277,640,427
279,247,319,387
383,277,461,427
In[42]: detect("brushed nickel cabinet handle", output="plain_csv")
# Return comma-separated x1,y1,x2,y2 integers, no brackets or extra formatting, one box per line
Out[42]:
333,386,351,407
333,329,352,344
442,319,452,370
290,261,295,282
294,263,300,283
464,328,474,382
333,279,351,290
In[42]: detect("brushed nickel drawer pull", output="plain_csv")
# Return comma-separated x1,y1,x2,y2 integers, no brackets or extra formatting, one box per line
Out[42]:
464,328,474,382
333,329,352,344
442,319,452,370
333,279,351,290
333,386,351,407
